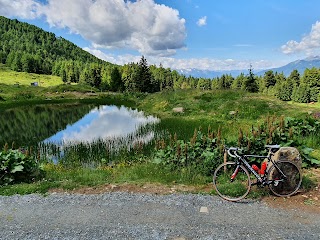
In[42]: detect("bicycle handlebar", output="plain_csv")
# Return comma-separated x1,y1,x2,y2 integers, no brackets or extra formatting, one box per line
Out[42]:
225,146,239,158
225,144,281,158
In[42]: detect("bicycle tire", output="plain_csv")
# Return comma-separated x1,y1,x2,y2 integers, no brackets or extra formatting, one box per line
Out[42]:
267,160,302,197
213,161,251,202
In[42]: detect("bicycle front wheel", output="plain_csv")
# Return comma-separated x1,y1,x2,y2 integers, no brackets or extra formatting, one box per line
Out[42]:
213,161,251,202
268,160,302,197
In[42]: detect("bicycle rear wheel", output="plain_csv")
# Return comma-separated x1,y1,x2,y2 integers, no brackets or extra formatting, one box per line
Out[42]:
268,160,302,197
213,161,251,202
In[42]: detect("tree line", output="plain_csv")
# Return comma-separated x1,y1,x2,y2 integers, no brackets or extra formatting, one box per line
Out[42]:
1,16,319,103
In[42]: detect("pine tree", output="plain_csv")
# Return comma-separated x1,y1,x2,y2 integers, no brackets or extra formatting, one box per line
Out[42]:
136,56,154,92
263,70,276,88
288,69,300,86
244,65,258,92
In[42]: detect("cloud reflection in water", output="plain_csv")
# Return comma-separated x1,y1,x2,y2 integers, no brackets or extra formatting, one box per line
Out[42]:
44,105,160,145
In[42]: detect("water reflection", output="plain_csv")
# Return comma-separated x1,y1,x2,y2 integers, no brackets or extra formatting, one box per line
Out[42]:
44,105,160,145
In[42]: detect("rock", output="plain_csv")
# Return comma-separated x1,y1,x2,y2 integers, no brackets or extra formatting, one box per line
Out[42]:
272,147,302,170
173,107,184,113
313,112,320,119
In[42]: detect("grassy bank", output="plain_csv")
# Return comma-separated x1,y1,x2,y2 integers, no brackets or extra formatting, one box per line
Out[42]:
0,162,211,196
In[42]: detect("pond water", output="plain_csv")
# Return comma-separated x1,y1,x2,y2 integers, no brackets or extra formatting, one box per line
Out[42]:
0,103,161,164
43,105,160,145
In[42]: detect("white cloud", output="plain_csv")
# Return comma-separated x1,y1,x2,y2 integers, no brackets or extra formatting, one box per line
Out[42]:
197,16,207,27
0,0,40,19
281,21,320,55
84,47,279,71
0,0,186,56
83,47,141,65
42,0,187,56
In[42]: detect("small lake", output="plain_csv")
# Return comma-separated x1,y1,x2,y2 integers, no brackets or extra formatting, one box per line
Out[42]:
43,105,160,145
0,103,161,165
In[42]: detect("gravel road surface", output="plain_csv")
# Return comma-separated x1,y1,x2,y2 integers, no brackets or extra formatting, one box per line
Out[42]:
0,192,319,240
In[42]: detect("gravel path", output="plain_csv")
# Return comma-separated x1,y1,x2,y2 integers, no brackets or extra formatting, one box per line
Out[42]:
0,192,319,240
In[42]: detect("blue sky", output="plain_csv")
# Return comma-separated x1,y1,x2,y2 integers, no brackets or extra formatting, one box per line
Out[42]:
1,0,320,71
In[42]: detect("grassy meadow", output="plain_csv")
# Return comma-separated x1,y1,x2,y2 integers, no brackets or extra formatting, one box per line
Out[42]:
138,89,320,142
0,64,63,87
0,69,320,196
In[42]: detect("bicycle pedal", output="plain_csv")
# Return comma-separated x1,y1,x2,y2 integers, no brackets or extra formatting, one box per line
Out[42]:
274,181,279,187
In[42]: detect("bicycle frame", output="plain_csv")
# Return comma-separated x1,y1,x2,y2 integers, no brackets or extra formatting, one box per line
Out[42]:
236,154,266,183
229,148,286,185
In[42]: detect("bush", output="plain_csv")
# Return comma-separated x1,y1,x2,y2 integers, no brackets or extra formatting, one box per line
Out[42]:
0,148,45,185
153,116,320,174
153,128,223,176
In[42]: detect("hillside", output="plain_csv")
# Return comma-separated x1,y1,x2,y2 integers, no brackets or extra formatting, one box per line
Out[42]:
0,16,107,75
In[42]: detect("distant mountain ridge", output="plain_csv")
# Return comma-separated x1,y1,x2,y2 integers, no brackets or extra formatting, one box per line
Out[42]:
256,56,320,76
177,56,320,79
178,69,245,78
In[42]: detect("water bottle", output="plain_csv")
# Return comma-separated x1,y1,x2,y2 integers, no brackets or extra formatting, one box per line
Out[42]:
252,164,260,173
260,162,267,175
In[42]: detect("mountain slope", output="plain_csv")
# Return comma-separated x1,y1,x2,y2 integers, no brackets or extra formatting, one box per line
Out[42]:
0,16,106,74
257,56,320,76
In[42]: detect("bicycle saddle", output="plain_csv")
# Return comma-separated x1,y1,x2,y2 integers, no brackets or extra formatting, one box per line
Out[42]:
265,144,281,149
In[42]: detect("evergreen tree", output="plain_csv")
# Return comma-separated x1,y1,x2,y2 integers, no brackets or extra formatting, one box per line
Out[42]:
301,67,320,102
263,70,276,88
288,69,300,86
243,65,258,92
231,73,246,89
292,84,310,103
110,66,123,92
277,78,293,101
136,56,154,92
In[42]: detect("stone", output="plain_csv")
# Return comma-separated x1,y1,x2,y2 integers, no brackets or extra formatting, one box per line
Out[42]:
173,107,184,113
200,206,208,213
272,147,302,170
229,110,237,116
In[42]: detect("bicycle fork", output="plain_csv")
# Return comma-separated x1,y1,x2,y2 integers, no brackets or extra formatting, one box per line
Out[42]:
230,165,240,182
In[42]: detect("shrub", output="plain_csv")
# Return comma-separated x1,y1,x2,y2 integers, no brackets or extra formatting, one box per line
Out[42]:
0,147,45,185
153,128,224,176
153,116,320,174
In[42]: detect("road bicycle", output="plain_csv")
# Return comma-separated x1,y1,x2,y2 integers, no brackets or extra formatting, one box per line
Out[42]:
213,145,302,202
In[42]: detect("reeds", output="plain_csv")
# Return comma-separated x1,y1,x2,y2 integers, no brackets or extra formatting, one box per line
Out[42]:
35,123,162,168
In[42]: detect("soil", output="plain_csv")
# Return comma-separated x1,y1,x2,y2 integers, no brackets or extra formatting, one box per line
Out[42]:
49,168,320,214
262,168,320,214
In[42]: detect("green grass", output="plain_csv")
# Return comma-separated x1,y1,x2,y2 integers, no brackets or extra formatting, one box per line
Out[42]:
2,162,316,198
0,181,60,196
0,64,62,87
0,163,210,196
139,89,320,141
